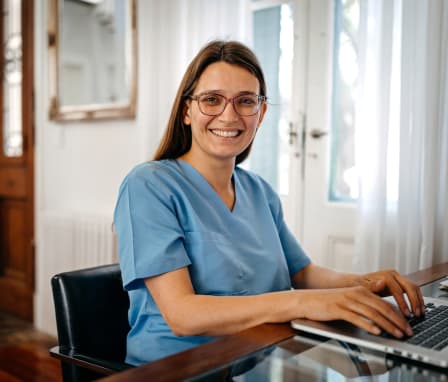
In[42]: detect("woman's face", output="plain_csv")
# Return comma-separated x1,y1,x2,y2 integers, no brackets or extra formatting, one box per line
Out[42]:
183,61,266,166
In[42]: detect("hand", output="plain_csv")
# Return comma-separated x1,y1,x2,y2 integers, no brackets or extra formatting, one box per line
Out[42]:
355,270,426,318
299,286,414,338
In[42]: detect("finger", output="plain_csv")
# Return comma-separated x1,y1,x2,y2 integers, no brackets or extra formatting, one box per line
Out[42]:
341,301,406,338
382,274,413,317
339,310,382,336
394,275,426,317
417,285,426,315
349,290,413,337
391,291,411,317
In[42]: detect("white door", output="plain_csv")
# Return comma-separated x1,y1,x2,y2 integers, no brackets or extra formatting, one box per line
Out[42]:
250,0,358,271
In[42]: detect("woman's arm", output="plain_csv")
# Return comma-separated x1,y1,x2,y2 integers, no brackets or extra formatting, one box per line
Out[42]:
292,263,359,289
145,267,300,336
145,266,414,339
292,263,426,318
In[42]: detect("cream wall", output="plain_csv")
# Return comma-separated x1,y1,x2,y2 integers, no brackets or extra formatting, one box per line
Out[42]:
34,0,250,335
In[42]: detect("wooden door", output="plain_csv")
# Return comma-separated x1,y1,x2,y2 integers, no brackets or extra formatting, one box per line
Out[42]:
0,0,34,321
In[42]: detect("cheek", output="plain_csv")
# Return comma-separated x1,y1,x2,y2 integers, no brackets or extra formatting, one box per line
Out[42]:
191,114,215,129
244,118,260,134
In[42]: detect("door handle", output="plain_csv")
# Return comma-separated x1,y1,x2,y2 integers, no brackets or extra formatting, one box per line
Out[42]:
310,129,328,139
288,122,298,145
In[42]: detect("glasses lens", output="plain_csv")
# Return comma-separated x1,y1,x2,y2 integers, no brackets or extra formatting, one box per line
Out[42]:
198,94,226,116
234,95,261,116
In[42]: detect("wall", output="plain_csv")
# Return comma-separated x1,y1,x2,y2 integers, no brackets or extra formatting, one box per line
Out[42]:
34,0,250,335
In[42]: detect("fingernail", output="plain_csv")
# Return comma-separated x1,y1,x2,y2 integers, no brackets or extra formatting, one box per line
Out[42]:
406,327,413,336
415,308,420,316
404,308,411,317
395,329,404,338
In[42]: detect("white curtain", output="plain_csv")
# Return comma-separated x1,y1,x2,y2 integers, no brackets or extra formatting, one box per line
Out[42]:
139,0,252,157
354,0,448,274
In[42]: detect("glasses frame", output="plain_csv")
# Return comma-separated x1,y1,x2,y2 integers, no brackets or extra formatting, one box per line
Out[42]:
189,92,267,117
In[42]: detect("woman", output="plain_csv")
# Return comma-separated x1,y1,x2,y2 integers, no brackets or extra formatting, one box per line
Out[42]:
114,40,424,366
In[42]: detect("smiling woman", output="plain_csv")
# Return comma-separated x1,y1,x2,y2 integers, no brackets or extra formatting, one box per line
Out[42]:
113,40,423,367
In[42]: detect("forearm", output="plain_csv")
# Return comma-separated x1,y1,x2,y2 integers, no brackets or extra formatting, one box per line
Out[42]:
293,263,360,289
146,267,416,340
163,290,303,337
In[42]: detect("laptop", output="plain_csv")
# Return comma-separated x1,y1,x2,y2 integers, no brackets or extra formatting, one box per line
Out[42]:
291,296,448,369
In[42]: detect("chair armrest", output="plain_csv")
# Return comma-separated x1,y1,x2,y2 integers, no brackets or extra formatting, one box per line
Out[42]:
49,346,133,376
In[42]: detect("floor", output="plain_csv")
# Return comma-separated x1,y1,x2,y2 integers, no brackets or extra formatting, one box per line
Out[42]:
0,311,62,382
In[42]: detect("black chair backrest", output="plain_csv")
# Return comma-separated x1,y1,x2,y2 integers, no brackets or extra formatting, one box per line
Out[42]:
51,263,130,382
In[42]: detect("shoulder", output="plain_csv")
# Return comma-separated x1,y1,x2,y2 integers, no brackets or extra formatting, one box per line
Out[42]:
115,160,186,214
125,160,178,180
116,160,190,206
121,160,183,189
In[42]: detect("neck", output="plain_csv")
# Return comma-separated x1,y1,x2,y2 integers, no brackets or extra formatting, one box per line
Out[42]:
178,153,236,210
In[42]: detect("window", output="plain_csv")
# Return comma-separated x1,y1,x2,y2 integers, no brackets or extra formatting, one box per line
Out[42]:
250,1,293,196
329,0,360,201
250,0,360,202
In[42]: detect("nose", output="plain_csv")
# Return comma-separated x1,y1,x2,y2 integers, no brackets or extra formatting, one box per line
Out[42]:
219,98,239,121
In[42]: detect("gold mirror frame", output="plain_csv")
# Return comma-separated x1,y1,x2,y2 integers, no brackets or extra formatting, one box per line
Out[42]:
48,0,137,122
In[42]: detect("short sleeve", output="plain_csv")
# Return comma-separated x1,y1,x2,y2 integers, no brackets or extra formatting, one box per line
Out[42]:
113,165,191,290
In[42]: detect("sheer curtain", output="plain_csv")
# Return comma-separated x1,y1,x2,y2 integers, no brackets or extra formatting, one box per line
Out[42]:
140,0,252,158
354,0,448,274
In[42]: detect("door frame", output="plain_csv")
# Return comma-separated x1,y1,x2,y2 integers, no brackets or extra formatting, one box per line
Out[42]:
0,0,35,320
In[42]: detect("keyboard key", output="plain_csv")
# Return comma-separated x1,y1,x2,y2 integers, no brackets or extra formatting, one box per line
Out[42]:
405,304,448,351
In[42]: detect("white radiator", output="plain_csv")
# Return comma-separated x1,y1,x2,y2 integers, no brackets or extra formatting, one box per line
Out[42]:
37,212,119,335
43,212,118,271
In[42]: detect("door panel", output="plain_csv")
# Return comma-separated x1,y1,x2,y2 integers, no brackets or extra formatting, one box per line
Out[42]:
2,200,27,276
250,0,356,271
300,0,356,270
251,0,302,233
0,0,34,320
0,167,27,196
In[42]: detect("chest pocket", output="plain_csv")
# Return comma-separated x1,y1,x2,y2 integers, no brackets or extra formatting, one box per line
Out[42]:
184,231,248,296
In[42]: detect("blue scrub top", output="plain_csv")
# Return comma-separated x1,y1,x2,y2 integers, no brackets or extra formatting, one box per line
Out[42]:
114,159,310,365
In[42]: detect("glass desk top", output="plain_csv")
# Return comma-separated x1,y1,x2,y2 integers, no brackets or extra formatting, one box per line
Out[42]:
189,334,448,381
421,278,448,300
189,278,448,382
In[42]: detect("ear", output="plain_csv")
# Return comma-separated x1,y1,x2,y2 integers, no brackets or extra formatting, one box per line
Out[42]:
256,102,267,128
183,100,192,125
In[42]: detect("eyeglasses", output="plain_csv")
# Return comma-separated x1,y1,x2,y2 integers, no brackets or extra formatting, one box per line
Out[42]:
189,92,267,117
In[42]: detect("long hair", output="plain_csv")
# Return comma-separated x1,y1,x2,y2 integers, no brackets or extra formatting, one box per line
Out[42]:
153,40,267,165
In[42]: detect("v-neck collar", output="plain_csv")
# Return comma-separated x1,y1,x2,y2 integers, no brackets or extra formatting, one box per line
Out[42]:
174,159,239,214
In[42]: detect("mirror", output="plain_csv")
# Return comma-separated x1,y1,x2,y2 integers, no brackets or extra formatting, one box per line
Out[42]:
48,0,137,121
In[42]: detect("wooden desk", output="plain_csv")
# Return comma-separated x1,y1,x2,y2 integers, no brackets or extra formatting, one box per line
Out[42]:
99,263,448,382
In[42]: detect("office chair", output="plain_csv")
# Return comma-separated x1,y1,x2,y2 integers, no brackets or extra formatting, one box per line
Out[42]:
50,263,133,382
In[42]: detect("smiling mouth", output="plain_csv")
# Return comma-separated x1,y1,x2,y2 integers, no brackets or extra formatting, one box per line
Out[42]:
210,129,241,138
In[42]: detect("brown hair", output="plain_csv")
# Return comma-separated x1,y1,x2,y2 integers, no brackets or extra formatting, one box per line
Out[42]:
153,40,267,165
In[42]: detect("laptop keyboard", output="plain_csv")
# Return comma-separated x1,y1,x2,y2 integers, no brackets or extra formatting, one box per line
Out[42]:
405,303,448,350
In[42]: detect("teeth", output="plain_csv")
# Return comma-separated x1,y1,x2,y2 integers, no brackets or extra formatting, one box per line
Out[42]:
211,130,239,137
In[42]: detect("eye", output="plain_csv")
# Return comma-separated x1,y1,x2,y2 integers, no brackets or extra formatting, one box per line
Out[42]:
200,94,222,105
237,96,257,106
